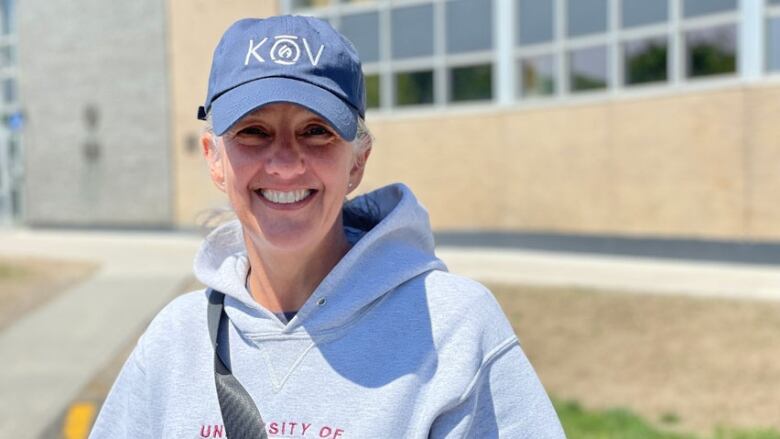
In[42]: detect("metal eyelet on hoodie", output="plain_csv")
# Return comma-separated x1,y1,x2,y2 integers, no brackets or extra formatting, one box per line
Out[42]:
317,297,327,306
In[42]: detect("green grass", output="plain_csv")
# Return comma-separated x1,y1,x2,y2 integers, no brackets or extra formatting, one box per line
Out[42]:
554,399,780,439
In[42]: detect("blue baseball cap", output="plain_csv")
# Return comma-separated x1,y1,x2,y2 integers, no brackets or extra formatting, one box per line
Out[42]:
198,16,366,141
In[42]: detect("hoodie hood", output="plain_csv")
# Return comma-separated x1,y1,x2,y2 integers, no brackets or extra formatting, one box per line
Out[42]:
193,183,447,335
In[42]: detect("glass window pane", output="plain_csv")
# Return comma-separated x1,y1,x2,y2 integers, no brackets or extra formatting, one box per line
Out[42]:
517,0,555,45
569,45,608,91
567,0,608,37
1,0,13,35
340,12,380,63
449,64,493,102
0,45,14,68
365,74,381,108
446,0,493,54
391,5,434,59
2,78,15,103
770,0,780,5
621,0,668,28
623,36,668,85
685,24,737,78
292,0,331,10
683,0,737,18
520,54,556,97
768,17,780,72
395,70,434,106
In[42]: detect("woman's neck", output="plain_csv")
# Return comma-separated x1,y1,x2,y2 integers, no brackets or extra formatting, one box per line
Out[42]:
243,226,351,313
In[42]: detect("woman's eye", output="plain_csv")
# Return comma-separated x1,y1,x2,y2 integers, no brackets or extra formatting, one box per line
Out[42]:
303,125,332,137
237,127,270,138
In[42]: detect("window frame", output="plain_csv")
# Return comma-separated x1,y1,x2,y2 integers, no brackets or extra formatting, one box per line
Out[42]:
280,0,770,113
768,0,780,73
283,0,497,113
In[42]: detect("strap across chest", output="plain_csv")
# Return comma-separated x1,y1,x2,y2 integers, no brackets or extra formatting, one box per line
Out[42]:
207,288,269,439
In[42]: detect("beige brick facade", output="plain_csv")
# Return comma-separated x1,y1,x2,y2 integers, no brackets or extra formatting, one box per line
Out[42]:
362,84,780,240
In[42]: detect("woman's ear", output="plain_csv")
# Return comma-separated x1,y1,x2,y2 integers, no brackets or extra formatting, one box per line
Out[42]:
348,146,372,192
202,132,226,192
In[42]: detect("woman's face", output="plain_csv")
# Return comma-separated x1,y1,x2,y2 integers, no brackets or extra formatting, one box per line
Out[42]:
204,103,370,253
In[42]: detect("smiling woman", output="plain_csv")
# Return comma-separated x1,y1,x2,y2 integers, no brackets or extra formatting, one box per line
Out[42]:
202,103,371,312
89,15,564,439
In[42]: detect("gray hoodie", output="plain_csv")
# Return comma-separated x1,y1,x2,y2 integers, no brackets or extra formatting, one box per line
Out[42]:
90,183,565,438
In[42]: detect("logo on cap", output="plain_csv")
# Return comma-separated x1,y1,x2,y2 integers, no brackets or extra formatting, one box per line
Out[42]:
271,36,300,65
244,35,325,67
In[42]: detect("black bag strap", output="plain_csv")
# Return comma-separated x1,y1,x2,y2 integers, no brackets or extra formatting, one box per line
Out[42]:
207,288,269,439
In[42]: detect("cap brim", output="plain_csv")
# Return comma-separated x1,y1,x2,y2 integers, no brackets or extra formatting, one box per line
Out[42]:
210,77,359,141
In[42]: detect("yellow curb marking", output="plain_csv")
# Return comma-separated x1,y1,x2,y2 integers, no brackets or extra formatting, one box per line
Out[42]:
63,402,97,439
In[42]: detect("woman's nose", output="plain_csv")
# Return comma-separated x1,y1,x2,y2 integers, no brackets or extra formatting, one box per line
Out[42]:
265,139,305,177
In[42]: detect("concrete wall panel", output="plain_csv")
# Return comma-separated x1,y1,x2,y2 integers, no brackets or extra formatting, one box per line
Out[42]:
18,0,172,227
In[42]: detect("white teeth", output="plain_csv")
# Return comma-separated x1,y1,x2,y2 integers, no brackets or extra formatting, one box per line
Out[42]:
259,189,312,204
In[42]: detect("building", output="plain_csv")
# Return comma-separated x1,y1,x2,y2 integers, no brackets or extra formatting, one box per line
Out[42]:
0,0,20,226
5,0,780,243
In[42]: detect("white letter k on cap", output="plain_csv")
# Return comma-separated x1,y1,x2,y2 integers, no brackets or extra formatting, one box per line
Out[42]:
244,38,269,65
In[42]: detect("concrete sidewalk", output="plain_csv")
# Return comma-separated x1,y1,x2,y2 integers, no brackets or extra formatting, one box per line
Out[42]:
1,228,780,438
0,229,200,438
438,247,780,301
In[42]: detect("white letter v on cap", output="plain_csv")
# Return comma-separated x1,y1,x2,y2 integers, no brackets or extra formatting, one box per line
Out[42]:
245,38,269,65
303,39,324,66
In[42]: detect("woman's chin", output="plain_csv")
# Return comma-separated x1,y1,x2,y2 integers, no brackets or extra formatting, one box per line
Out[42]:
245,222,322,253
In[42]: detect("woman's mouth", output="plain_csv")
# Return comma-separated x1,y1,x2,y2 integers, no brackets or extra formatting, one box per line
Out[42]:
256,189,316,205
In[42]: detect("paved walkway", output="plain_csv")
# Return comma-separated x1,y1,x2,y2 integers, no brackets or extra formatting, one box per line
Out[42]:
0,229,200,438
438,247,780,301
1,228,779,438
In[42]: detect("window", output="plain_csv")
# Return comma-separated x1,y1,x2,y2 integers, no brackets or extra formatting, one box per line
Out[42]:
621,0,668,28
517,0,555,45
768,1,780,72
623,36,668,85
395,70,434,106
446,0,492,54
449,64,492,102
567,0,608,37
2,77,15,104
769,18,780,71
283,0,764,109
0,0,13,35
685,24,737,78
291,0,330,10
569,45,608,92
0,45,13,69
391,5,434,59
519,55,555,97
683,0,737,18
297,0,496,109
341,12,380,63
365,74,381,108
